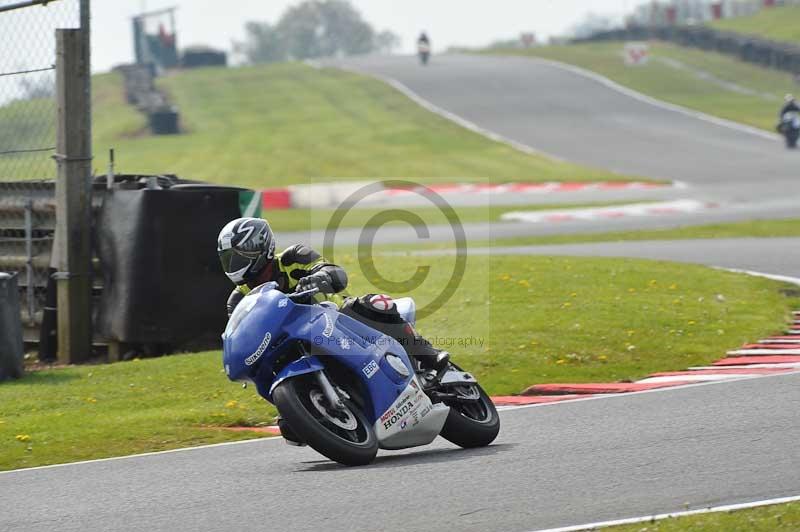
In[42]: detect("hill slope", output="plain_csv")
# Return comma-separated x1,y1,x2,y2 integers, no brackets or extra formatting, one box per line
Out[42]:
711,6,800,44
91,63,632,189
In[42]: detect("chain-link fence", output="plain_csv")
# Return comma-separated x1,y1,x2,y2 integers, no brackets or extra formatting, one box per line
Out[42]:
0,0,83,347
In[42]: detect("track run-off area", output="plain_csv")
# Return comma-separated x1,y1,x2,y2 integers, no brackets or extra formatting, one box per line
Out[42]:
3,54,799,531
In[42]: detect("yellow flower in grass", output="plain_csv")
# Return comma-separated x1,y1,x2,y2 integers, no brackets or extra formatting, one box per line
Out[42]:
225,400,239,409
15,434,30,442
85,397,97,404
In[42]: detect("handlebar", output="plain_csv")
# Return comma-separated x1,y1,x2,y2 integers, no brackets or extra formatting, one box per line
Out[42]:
288,287,320,301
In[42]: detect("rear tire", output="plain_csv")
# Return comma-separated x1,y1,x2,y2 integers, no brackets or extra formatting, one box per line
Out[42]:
439,382,500,448
272,375,378,466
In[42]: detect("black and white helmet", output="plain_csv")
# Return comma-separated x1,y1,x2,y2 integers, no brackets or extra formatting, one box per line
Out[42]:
217,218,276,285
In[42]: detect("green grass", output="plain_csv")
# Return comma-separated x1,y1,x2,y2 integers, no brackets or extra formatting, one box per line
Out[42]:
711,6,800,44
85,64,639,189
2,255,797,471
490,42,796,131
268,201,650,232
606,500,800,531
412,217,800,250
0,96,56,180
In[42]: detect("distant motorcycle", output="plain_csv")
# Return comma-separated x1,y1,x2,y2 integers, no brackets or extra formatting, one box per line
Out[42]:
222,282,500,466
777,111,800,149
418,42,431,65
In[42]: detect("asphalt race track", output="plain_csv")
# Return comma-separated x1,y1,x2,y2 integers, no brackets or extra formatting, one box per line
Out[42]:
408,237,800,280
2,373,798,532
330,54,799,204
6,55,800,531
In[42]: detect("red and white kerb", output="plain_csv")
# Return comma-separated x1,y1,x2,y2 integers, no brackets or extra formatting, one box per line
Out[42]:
369,294,395,311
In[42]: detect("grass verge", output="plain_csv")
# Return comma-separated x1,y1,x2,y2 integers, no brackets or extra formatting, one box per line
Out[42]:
85,63,637,189
2,255,797,471
490,41,796,131
413,217,800,250
605,500,800,531
268,201,651,233
711,6,800,45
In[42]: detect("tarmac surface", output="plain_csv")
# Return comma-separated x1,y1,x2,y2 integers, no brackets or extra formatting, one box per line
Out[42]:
2,374,798,532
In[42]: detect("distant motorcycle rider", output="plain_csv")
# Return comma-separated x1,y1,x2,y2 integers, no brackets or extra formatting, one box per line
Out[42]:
780,94,800,117
217,218,450,372
417,32,430,48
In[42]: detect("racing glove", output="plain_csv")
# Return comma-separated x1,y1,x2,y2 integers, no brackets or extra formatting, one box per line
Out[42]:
296,271,335,294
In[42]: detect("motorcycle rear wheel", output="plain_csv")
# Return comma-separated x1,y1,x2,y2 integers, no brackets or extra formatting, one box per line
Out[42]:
439,382,500,448
273,375,378,466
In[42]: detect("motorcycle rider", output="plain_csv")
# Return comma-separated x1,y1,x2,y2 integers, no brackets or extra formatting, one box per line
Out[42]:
217,217,450,373
780,94,800,117
417,31,430,48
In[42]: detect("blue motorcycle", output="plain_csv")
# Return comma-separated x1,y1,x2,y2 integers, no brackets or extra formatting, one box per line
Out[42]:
222,282,499,466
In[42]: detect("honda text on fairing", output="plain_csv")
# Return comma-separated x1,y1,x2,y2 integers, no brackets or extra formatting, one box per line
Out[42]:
222,283,499,466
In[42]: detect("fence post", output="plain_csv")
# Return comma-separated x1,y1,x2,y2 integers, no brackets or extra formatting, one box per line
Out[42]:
55,28,92,364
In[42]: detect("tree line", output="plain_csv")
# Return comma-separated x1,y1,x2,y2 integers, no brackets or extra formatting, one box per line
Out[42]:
234,0,401,64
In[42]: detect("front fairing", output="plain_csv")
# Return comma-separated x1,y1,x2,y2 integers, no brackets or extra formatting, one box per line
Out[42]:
222,285,417,424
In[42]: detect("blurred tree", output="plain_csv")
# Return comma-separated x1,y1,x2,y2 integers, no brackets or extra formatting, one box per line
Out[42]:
235,0,397,64
374,30,402,54
234,22,286,64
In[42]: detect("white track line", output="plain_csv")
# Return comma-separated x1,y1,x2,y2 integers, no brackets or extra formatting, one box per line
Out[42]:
0,437,283,476
691,363,800,370
329,62,568,163
497,370,800,412
728,348,800,356
528,56,781,142
529,494,800,532
636,374,764,384
501,199,710,223
723,268,800,287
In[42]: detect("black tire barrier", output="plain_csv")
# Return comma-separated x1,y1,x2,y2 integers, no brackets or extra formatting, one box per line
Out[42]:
95,183,246,350
0,273,24,381
148,109,180,135
181,49,228,69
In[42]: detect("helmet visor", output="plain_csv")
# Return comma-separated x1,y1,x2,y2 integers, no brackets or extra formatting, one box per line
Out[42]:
219,248,252,277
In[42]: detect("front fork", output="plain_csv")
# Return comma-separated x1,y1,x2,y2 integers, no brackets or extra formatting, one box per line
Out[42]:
314,370,346,411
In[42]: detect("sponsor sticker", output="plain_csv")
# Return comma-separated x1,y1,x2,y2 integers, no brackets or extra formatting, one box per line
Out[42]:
245,332,271,366
278,299,288,308
339,337,351,350
322,313,334,338
362,360,379,379
382,400,415,430
369,294,395,311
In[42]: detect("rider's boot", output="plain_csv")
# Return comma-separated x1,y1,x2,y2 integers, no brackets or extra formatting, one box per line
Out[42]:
405,333,450,381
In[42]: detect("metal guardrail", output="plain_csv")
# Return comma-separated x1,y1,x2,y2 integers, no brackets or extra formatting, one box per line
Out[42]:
576,25,800,75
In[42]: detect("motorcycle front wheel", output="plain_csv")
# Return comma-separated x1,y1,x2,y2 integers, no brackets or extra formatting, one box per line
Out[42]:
439,381,500,448
272,374,378,466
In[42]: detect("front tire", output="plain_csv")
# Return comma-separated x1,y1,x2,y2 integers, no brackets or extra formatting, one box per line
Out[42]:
439,382,500,448
272,375,378,466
